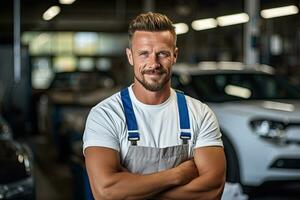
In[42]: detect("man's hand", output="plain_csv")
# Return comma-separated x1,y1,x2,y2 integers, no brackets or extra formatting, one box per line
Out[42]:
174,159,199,185
155,146,226,200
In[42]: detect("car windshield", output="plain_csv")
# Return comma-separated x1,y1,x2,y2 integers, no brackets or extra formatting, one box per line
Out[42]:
172,73,300,102
50,72,115,91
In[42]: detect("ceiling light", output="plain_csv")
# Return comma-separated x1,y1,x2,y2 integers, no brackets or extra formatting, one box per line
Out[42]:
262,101,295,112
225,85,251,98
174,23,189,35
191,18,217,31
261,5,299,19
43,6,61,21
217,13,249,26
59,0,76,5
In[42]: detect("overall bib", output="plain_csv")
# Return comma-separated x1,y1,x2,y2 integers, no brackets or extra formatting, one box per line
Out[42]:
120,88,192,174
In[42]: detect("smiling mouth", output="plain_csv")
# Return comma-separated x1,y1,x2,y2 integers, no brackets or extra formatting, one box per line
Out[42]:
143,69,165,76
144,72,165,80
145,72,162,76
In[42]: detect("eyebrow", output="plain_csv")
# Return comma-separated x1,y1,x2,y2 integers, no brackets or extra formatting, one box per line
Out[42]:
136,49,149,53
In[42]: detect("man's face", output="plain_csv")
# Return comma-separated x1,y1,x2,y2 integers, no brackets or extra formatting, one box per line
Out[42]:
126,31,178,91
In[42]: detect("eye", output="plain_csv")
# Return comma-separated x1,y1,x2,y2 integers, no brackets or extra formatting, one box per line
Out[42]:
158,51,170,58
138,51,149,57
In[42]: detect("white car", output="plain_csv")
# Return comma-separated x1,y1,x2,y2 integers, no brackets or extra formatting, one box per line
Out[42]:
172,62,300,187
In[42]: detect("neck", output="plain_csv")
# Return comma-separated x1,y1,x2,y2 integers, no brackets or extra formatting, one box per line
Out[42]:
132,82,171,105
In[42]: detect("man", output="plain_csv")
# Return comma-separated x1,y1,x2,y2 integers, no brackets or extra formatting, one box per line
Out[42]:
83,12,226,200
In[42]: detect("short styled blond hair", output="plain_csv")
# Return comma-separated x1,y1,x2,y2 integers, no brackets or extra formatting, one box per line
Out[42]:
128,12,176,47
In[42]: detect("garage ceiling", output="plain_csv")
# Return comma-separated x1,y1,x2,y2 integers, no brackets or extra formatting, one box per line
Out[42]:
0,0,298,42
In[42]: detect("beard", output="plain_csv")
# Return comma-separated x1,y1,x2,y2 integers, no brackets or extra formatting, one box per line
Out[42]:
134,65,171,91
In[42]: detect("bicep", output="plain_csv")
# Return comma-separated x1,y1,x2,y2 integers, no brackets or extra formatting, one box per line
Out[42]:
193,146,226,188
85,147,122,194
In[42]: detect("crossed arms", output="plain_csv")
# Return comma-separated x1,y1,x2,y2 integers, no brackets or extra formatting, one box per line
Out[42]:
85,146,226,200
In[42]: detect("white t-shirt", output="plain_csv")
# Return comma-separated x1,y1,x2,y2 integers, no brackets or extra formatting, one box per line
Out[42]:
83,86,223,161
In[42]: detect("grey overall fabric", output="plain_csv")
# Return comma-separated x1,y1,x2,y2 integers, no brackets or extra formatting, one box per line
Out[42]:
123,144,189,174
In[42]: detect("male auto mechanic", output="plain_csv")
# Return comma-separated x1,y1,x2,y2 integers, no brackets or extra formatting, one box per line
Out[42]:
83,12,226,200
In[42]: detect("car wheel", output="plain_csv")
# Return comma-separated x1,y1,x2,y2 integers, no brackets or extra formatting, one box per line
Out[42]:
221,133,240,183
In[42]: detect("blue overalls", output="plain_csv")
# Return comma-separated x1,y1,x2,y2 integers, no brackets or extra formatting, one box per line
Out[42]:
120,87,192,174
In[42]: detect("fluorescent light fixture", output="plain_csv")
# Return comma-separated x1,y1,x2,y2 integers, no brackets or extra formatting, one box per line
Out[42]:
225,84,251,98
261,5,299,19
174,23,189,35
191,18,217,31
59,0,76,4
262,101,295,112
217,13,249,26
43,6,61,21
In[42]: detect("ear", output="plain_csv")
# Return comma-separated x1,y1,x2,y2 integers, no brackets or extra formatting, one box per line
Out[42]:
173,47,178,64
126,48,134,66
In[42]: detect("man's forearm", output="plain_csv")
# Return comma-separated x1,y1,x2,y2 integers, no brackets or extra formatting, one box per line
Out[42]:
93,168,179,200
90,160,198,200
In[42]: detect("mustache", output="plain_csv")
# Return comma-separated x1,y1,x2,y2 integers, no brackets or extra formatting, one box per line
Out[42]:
141,65,167,75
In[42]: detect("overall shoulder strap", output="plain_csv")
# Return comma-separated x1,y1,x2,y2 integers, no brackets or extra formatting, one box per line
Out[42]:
120,88,140,145
175,90,191,144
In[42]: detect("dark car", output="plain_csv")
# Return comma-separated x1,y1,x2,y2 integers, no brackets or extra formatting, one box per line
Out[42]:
0,116,35,199
37,71,122,160
46,70,120,106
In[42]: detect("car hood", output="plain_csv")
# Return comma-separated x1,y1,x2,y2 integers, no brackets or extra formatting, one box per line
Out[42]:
210,99,300,121
0,140,32,184
48,86,122,106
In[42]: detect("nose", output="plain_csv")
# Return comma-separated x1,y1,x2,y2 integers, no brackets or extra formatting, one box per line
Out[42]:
148,53,160,68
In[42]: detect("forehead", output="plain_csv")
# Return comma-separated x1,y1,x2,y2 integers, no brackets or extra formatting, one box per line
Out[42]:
131,31,175,49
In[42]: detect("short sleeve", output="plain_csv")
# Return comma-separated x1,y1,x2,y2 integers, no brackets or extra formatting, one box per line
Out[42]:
194,104,223,148
83,107,120,155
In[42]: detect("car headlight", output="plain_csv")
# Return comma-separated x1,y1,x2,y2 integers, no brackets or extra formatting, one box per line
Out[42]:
249,119,287,140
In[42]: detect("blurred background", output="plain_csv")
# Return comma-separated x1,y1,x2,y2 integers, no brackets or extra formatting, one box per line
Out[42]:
0,0,300,199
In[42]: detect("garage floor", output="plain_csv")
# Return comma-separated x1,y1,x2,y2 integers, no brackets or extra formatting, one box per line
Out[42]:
24,134,300,200
31,135,73,200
